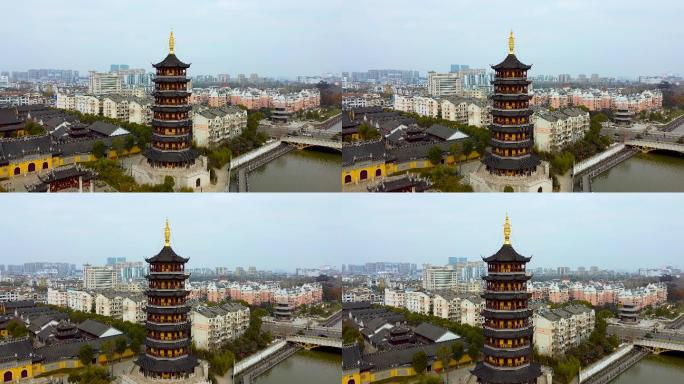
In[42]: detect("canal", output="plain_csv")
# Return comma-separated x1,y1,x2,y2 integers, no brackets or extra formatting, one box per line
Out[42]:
608,353,684,384
254,350,341,384
230,149,341,192
590,152,684,192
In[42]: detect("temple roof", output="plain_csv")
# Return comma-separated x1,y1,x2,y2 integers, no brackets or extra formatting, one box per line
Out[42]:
143,147,199,163
483,244,531,263
472,362,541,383
146,245,189,264
492,54,532,71
153,54,190,69
483,152,541,171
136,353,198,373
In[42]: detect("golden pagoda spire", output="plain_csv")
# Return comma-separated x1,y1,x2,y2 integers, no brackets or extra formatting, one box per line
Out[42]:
164,219,171,246
169,30,175,54
508,30,515,55
503,214,511,244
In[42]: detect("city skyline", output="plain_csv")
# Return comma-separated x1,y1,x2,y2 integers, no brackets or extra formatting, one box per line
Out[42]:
2,0,341,77
3,1,682,78
340,0,683,78
0,194,342,271
0,194,682,271
338,194,682,271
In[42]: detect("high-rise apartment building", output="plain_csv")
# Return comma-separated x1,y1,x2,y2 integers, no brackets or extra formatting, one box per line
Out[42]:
83,264,119,290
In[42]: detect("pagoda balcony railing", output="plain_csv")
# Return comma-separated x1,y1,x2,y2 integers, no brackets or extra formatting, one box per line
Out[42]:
495,77,527,81
482,361,531,370
491,122,531,127
146,304,187,309
147,286,187,291
484,342,531,351
490,139,531,147
147,320,188,327
483,324,532,331
492,107,529,113
148,270,190,276
484,307,530,313
493,92,531,97
143,353,188,362
484,289,528,294
146,336,189,344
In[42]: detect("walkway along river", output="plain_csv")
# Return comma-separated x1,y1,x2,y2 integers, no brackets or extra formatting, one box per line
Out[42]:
229,148,341,192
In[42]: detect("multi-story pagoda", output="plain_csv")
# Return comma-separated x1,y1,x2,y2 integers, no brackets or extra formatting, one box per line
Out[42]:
472,215,541,384
134,220,199,380
133,32,209,190
470,32,552,192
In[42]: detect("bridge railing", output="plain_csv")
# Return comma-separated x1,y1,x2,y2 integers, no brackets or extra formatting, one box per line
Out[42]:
578,344,633,383
230,140,282,169
233,339,287,376
572,144,625,176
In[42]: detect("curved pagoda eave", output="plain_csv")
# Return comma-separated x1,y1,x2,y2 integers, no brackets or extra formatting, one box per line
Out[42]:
491,54,532,71
153,54,191,69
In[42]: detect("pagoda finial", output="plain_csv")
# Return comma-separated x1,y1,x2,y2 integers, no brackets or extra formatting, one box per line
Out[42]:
169,30,175,54
508,30,515,55
164,219,171,246
503,214,511,244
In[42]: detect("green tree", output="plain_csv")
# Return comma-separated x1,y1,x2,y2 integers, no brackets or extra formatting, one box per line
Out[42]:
6,319,28,338
79,344,94,366
92,141,107,159
78,364,111,384
124,135,136,151
111,137,125,156
24,120,46,135
503,185,514,192
358,123,381,141
411,351,428,376
451,341,465,367
462,140,474,159
436,345,452,383
467,343,480,361
428,146,443,166
114,337,127,359
450,142,463,173
162,176,175,192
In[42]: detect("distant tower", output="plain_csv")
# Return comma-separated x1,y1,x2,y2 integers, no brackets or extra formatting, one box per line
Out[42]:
469,32,552,192
132,32,210,190
135,220,198,380
472,215,542,384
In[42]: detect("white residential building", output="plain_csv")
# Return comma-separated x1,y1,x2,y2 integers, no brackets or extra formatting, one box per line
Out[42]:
459,294,485,326
384,288,406,309
192,105,247,147
67,290,93,313
534,108,591,152
95,293,124,319
534,305,595,356
74,95,101,115
405,291,432,315
47,288,68,307
128,97,152,125
191,303,250,350
122,295,146,323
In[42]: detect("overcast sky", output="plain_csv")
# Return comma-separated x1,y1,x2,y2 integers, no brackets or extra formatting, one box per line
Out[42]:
0,194,681,272
2,0,681,78
1,0,342,78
